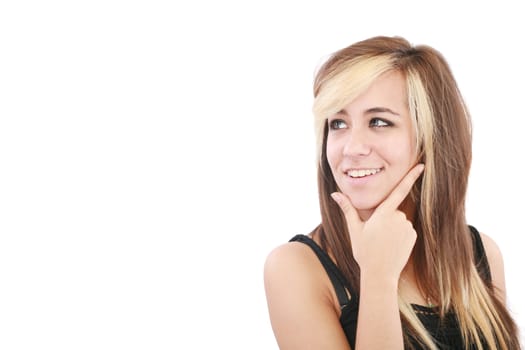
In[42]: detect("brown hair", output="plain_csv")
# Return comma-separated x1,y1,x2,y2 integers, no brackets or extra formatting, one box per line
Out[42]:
312,36,520,349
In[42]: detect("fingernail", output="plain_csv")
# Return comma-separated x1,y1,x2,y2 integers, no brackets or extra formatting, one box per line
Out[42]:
330,192,341,204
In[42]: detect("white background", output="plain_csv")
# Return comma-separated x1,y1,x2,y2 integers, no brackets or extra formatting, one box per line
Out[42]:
1,1,523,349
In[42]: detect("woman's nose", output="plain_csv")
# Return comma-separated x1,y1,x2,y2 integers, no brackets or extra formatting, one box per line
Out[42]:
343,128,372,157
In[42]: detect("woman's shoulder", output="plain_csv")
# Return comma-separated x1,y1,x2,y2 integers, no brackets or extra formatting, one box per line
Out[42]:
478,230,507,303
477,231,503,261
264,238,350,348
264,237,340,310
264,237,327,286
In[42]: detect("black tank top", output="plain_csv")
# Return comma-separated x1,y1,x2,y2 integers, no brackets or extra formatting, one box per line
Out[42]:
290,225,491,349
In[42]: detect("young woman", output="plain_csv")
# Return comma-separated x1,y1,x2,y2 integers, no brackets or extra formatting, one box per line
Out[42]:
264,36,520,349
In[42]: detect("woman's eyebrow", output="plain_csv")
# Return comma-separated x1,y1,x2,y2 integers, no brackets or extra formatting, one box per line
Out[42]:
365,107,400,116
335,107,401,117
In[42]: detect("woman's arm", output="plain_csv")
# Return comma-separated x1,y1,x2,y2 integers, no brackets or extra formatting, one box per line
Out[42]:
355,272,404,349
264,242,351,350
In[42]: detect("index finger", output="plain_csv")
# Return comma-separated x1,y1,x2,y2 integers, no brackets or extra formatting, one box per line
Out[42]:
331,191,362,228
376,163,425,213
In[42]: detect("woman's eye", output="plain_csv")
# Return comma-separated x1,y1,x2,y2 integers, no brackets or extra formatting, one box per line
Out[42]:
329,119,347,130
370,118,390,127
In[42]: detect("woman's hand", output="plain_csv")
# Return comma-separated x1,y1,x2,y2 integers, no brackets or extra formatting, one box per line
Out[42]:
331,164,424,280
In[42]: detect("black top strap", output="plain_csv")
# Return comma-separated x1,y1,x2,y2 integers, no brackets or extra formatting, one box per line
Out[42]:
290,234,353,308
468,225,492,284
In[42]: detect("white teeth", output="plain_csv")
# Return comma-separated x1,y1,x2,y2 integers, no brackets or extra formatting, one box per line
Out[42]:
347,168,381,178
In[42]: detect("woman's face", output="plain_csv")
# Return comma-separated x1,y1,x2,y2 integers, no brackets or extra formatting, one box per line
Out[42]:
326,71,418,220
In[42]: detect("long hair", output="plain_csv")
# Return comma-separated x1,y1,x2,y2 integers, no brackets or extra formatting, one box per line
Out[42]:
312,36,520,349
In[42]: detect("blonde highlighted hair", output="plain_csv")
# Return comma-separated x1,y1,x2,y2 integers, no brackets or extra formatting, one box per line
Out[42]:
312,36,520,349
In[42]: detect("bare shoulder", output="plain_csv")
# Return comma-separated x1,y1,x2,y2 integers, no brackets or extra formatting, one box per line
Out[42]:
264,241,333,306
264,240,317,273
264,240,331,278
264,241,350,349
478,231,503,262
479,231,507,303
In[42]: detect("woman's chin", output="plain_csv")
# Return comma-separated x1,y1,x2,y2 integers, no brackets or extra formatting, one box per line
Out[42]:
349,200,379,212
353,206,378,221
